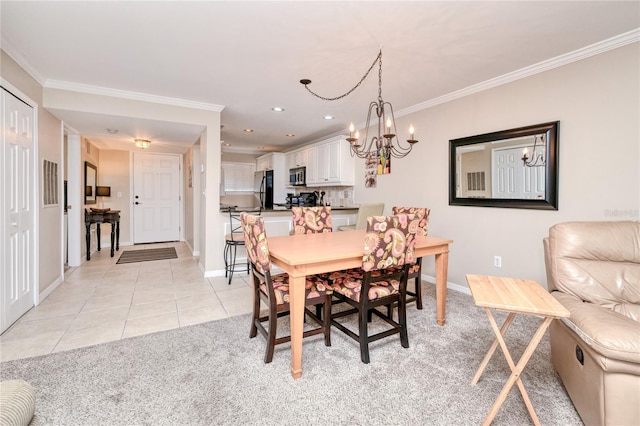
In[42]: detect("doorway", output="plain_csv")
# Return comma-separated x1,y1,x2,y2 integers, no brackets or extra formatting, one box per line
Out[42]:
132,152,182,244
492,146,546,199
1,86,37,333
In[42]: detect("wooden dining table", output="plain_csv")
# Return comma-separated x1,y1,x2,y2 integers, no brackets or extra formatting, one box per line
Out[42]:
267,230,453,379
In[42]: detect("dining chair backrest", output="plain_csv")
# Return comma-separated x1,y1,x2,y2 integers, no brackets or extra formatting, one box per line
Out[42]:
291,206,333,234
240,212,272,275
391,206,430,236
355,203,385,230
362,214,417,272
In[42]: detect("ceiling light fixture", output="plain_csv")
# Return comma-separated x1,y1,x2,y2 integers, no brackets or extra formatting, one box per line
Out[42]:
522,135,546,167
300,48,417,159
323,115,334,120
272,107,284,112
106,128,118,134
286,134,295,137
244,128,254,133
134,138,151,149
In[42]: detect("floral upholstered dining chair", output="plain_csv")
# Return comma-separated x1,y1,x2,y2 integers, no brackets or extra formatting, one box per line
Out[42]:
291,206,333,235
390,207,430,310
240,212,332,363
328,214,417,363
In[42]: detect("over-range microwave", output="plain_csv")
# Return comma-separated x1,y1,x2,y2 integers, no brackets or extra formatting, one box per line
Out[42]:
289,166,306,186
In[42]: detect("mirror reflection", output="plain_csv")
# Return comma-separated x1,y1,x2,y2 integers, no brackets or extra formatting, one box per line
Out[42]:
449,122,558,210
455,134,546,200
85,161,97,205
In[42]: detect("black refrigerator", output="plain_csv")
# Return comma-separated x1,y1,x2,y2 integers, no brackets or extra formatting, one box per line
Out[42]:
254,170,274,209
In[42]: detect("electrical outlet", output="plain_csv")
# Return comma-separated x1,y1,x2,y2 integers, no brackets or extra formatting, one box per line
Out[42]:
494,256,502,268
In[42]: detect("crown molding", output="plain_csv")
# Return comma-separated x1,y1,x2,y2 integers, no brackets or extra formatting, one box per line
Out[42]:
397,28,640,117
44,80,225,112
1,41,48,86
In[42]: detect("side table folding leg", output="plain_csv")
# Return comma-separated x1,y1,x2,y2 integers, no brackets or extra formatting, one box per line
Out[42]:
466,274,570,426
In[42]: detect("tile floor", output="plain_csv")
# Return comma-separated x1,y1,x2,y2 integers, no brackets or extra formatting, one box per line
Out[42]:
0,242,254,362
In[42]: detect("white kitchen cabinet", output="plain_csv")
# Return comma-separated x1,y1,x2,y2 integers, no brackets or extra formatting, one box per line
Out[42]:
305,146,318,185
256,153,273,171
307,136,354,187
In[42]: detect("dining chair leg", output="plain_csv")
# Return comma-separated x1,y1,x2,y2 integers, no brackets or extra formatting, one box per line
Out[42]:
359,308,371,364
399,294,409,348
249,282,259,339
323,294,332,347
264,305,277,364
414,276,423,310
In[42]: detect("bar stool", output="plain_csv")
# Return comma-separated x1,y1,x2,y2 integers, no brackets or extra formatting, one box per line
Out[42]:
223,207,259,284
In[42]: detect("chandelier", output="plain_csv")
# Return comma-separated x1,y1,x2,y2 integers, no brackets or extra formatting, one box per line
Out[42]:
521,135,546,167
300,48,417,159
134,139,151,149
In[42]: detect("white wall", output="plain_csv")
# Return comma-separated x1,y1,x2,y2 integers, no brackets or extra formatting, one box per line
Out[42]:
353,43,640,289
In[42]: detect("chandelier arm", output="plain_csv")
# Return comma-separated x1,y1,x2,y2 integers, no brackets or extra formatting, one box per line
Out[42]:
522,135,547,167
301,50,382,102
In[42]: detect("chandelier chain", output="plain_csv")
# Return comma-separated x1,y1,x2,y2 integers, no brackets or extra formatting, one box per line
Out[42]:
303,50,382,101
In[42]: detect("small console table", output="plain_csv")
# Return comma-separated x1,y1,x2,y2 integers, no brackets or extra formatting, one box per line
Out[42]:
85,209,121,260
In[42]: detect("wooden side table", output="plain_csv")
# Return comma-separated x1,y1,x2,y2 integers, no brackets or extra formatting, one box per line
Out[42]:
85,209,121,260
466,274,570,426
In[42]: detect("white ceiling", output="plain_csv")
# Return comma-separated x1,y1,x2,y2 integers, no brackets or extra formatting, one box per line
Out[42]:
2,1,638,155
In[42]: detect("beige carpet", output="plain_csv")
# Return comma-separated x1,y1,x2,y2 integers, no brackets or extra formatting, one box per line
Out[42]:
0,284,582,425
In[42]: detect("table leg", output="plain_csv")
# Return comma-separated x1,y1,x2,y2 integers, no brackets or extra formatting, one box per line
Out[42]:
85,222,91,260
471,311,516,385
96,224,101,251
289,272,306,379
481,310,553,426
110,222,116,257
116,220,120,251
435,251,449,325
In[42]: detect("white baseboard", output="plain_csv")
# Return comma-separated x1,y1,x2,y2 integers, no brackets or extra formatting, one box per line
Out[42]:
422,274,471,296
38,275,64,305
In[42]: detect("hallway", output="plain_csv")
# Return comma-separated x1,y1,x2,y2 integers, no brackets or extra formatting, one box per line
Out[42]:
0,242,253,362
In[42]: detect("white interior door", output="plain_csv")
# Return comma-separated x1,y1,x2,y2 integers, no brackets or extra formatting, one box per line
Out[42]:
133,152,181,244
1,88,36,333
492,146,545,199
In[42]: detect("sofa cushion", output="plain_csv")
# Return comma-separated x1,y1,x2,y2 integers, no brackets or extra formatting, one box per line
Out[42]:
547,221,640,321
552,291,640,365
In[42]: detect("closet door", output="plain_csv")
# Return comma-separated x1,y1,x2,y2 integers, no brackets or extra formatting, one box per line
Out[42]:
1,88,36,333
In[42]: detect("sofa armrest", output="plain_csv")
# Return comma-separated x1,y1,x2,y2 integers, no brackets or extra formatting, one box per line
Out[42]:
552,291,640,365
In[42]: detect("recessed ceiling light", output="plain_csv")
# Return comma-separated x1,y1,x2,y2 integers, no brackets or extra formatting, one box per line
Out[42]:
272,107,284,112
223,143,231,147
244,128,254,133
324,115,334,120
286,134,295,137
106,128,118,134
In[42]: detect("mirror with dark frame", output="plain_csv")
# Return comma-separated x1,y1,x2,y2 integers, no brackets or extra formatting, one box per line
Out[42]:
85,161,97,205
449,121,559,210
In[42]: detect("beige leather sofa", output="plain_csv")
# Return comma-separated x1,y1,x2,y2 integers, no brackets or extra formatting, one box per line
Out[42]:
544,221,640,426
